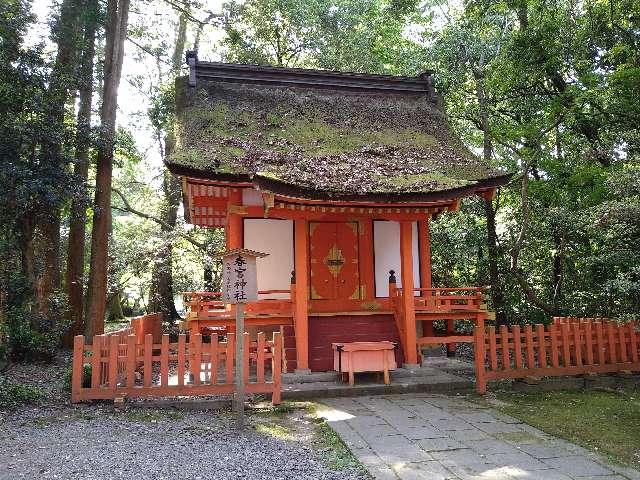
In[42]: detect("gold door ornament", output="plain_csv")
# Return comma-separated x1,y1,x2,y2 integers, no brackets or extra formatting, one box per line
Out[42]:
324,244,345,277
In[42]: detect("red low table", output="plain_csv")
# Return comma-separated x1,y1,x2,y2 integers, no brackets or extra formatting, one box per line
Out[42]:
332,341,397,386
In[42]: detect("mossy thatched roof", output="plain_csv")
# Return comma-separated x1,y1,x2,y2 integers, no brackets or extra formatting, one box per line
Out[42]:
167,62,511,201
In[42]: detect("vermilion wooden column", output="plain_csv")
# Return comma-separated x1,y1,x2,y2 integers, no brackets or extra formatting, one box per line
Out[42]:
226,189,243,248
418,220,432,290
418,220,434,337
226,188,243,329
226,188,243,249
400,221,418,365
294,219,310,372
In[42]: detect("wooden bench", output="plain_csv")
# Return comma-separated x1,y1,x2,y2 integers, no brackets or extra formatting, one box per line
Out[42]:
332,341,397,386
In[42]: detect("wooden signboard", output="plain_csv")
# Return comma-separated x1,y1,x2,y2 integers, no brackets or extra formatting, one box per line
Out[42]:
215,248,268,428
221,252,260,303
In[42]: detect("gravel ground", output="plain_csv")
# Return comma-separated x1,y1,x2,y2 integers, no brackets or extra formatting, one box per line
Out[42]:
0,405,366,480
1,359,368,480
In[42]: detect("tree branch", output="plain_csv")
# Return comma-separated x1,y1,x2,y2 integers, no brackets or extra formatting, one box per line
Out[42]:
508,158,557,315
111,187,208,251
126,36,173,65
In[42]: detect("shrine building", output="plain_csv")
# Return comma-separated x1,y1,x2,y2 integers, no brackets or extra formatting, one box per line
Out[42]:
167,52,511,373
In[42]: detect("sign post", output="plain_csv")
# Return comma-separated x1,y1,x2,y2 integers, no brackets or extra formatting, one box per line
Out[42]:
235,301,245,427
217,248,268,429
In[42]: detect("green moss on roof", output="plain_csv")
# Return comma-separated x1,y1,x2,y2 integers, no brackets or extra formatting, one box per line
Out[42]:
169,77,506,195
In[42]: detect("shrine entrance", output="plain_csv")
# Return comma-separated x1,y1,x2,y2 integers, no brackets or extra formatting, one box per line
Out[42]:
309,222,360,301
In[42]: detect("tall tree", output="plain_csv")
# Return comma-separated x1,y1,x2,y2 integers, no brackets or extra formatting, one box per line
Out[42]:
84,0,130,337
37,0,84,313
0,0,47,299
64,0,100,343
147,11,188,322
428,2,513,321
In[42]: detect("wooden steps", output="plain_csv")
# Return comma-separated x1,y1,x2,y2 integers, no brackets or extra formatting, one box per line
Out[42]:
282,325,297,373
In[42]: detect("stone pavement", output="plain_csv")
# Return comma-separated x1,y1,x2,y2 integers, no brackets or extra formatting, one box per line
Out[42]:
319,394,640,480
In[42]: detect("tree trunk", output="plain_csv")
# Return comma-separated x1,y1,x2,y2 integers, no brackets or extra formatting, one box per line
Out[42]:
551,231,565,311
38,218,61,314
85,0,130,338
38,0,83,314
147,167,181,322
19,215,37,300
147,12,187,323
204,266,213,291
106,289,125,320
64,0,98,345
483,198,508,325
509,160,557,316
473,62,508,325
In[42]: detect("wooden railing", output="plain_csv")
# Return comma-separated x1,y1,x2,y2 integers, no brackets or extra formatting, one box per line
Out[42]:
391,287,487,312
105,326,133,341
105,313,163,343
390,285,489,356
72,332,282,404
413,288,486,311
474,320,640,394
183,290,294,321
389,282,408,359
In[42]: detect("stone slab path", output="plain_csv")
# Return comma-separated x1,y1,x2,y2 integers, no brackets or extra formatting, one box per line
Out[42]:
319,394,640,480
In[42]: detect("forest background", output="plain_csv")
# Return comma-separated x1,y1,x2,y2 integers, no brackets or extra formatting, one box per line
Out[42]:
1,0,638,362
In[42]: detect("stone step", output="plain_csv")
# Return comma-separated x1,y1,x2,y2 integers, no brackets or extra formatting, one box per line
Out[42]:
422,357,475,374
282,371,338,384
282,368,473,400
282,365,470,384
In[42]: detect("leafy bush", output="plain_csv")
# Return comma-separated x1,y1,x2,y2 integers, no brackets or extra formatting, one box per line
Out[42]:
0,380,42,409
62,364,92,392
1,291,70,362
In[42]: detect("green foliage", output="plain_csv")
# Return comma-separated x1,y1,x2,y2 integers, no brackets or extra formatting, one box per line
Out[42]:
0,380,43,409
425,0,640,321
0,271,70,361
62,363,91,392
2,301,70,362
0,0,78,359
221,0,428,74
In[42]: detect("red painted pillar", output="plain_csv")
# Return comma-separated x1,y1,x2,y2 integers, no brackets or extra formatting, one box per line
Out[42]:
418,220,432,290
418,220,434,337
400,221,418,366
226,188,243,249
294,219,310,372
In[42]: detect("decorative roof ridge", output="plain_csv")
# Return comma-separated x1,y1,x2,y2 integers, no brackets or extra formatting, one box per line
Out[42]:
185,51,438,97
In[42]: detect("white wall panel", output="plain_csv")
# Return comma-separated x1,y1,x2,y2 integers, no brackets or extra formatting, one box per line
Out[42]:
373,221,420,297
243,219,294,299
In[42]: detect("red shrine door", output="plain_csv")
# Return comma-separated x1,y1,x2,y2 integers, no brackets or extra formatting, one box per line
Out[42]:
309,222,360,300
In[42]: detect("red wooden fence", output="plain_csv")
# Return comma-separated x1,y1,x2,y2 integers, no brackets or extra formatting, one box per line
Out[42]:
474,320,640,394
105,313,162,343
72,332,282,405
